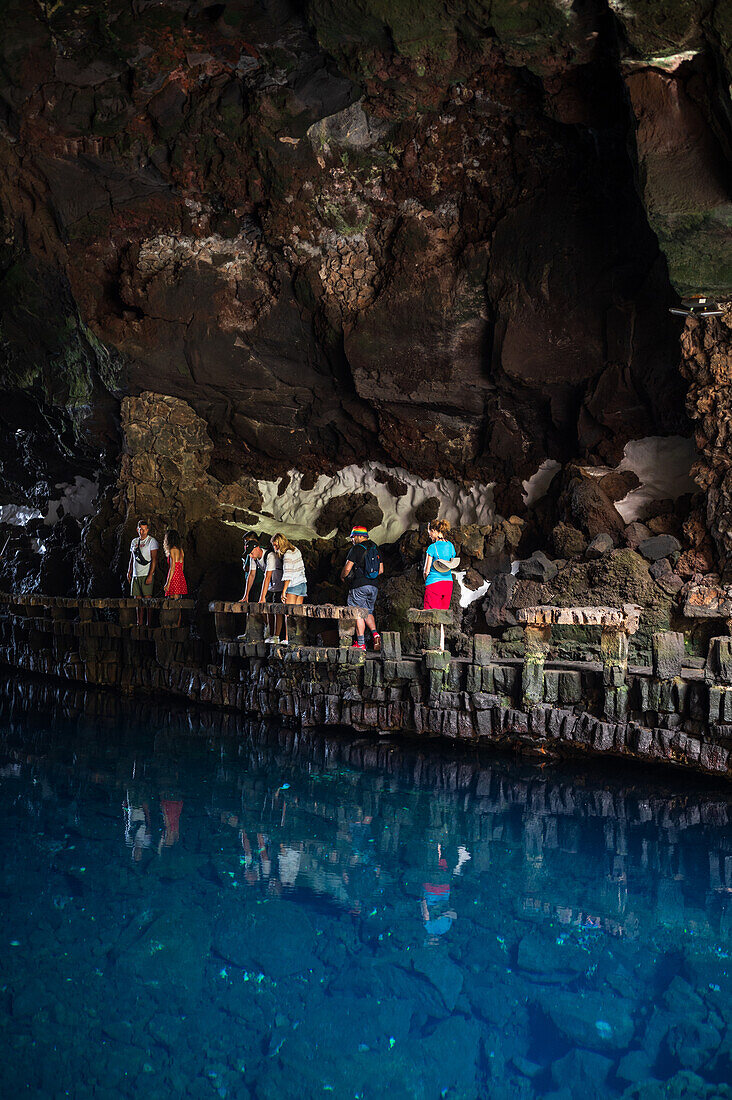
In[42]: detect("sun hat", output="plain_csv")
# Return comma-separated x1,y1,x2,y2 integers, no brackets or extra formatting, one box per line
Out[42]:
349,525,369,539
432,556,460,573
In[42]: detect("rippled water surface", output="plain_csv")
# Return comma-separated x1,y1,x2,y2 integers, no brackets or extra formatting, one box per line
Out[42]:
1,682,731,1100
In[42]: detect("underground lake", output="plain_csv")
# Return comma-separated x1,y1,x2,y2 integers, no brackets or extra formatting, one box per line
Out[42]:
0,678,730,1100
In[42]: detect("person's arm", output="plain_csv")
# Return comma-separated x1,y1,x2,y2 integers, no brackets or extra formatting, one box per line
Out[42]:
164,557,173,595
148,547,158,582
423,554,433,581
280,551,291,599
341,547,355,583
127,548,134,584
242,562,255,602
259,571,273,603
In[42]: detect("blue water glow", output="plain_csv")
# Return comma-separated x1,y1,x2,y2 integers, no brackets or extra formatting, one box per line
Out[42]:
0,683,731,1099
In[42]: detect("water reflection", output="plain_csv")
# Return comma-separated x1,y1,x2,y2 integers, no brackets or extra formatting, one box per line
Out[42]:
0,681,731,1099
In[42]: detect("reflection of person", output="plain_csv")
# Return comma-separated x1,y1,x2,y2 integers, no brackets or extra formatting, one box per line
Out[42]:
127,520,158,625
278,842,302,889
123,789,152,862
420,844,457,940
159,795,183,850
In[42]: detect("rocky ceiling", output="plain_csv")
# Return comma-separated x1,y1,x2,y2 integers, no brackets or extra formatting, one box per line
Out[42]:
0,0,730,517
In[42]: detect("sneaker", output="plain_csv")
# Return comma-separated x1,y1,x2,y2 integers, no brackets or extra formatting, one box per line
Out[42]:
372,634,381,652
265,636,279,644
351,641,366,650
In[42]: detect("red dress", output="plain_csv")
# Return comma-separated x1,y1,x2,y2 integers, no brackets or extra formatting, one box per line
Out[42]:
166,558,188,596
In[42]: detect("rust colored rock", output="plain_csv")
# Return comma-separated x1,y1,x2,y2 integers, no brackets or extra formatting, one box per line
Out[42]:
598,470,640,502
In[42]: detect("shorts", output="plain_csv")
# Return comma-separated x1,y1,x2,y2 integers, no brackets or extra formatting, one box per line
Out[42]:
347,584,377,614
131,575,154,598
286,582,307,597
424,580,452,610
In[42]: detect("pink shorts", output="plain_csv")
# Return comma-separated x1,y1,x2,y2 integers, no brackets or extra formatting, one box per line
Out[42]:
424,581,452,610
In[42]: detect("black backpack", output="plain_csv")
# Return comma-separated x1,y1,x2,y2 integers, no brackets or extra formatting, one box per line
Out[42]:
363,541,381,580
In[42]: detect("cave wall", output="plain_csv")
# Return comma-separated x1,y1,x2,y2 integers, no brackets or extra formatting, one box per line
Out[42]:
0,0,729,591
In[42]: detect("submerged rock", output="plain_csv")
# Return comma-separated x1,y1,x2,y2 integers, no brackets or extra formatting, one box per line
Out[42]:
551,1048,613,1098
214,899,318,978
537,989,635,1052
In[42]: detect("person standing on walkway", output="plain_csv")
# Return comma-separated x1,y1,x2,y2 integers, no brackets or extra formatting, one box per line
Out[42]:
423,519,459,610
241,533,266,603
260,537,285,643
273,533,307,644
340,525,382,651
163,530,187,599
127,519,158,625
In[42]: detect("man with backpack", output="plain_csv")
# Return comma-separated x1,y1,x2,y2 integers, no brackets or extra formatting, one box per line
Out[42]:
340,525,383,651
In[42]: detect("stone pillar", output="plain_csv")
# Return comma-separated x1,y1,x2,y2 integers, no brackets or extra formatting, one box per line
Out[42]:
473,635,493,666
287,612,308,646
522,623,551,706
381,632,402,660
424,650,451,700
707,637,732,685
652,631,684,680
601,626,629,719
406,608,453,655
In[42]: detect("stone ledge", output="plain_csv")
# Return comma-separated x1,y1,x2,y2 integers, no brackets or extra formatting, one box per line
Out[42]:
208,601,369,618
517,604,642,632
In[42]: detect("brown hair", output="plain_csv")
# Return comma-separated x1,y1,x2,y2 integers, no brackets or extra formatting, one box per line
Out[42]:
428,519,451,537
271,532,296,554
164,529,182,550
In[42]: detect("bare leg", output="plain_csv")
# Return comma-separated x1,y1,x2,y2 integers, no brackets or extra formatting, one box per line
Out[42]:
283,593,304,642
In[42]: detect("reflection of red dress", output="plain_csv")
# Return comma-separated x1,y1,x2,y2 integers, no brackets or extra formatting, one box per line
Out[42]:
166,560,188,596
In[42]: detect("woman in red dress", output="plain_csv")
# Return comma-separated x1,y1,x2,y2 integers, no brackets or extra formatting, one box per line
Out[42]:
163,529,188,598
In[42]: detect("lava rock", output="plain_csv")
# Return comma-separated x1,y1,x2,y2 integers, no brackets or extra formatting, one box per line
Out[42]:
638,535,682,561
374,469,408,497
214,899,318,978
551,1048,613,1098
598,469,640,501
537,989,635,1052
560,473,625,539
516,930,588,977
616,1050,656,1085
665,1019,722,1072
551,522,587,560
483,572,517,626
315,492,383,536
586,533,615,559
414,496,441,524
516,550,558,582
624,521,652,549
408,947,464,1012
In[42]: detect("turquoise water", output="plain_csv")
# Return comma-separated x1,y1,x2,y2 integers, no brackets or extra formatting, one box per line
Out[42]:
0,681,731,1100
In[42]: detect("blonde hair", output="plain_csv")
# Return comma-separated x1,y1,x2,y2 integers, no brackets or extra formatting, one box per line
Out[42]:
271,532,297,554
429,519,451,537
